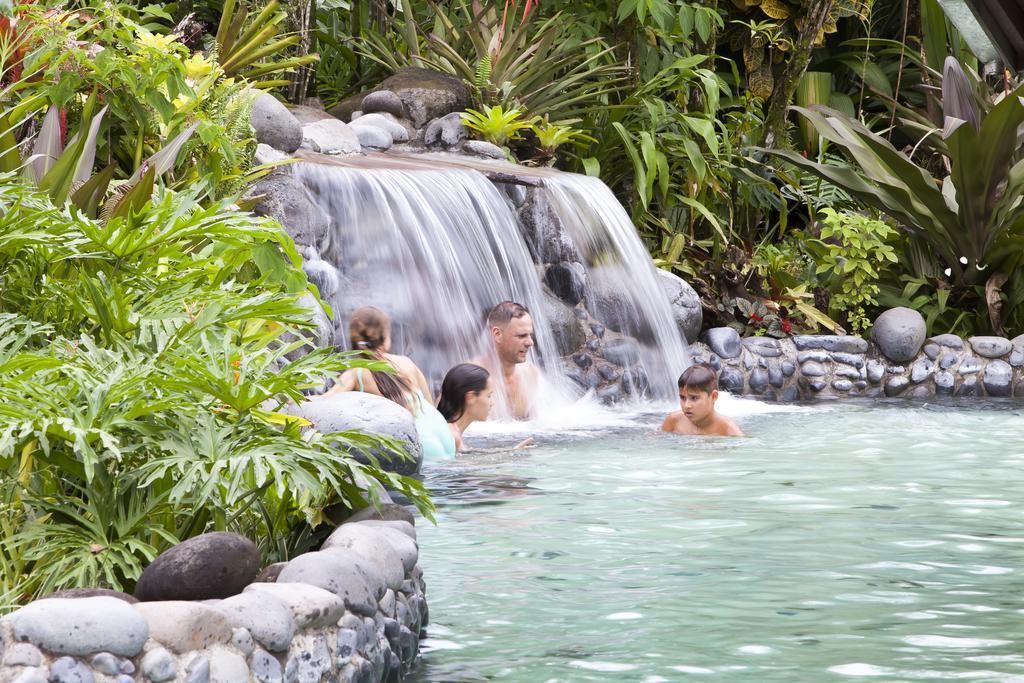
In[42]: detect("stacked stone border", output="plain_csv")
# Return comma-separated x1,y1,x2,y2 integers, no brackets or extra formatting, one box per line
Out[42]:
0,501,426,683
693,315,1024,400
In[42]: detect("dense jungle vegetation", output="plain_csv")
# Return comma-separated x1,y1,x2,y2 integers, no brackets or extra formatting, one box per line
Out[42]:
0,0,1021,608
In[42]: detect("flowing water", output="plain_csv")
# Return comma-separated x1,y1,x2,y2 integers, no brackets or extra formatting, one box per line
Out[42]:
409,399,1024,682
291,153,690,404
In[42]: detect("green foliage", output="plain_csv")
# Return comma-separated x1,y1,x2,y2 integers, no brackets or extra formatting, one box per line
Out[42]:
0,179,432,605
215,0,319,89
812,208,898,332
460,105,536,148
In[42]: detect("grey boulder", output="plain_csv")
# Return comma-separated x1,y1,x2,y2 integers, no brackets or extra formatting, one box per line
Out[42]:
301,119,362,155
2,597,148,657
274,549,385,616
969,336,1013,358
246,172,328,250
321,526,405,591
379,67,471,127
701,327,741,359
424,112,468,149
133,601,234,653
134,532,260,602
351,113,409,143
352,123,393,151
655,269,702,343
243,582,345,630
871,307,926,362
217,590,296,652
360,90,405,118
290,392,423,475
251,93,302,153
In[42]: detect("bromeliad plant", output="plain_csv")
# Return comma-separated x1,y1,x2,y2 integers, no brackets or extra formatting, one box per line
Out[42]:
460,105,536,148
764,58,1024,334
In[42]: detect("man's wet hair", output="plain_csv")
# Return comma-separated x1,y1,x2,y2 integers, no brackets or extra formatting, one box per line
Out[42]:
486,301,530,328
678,363,718,393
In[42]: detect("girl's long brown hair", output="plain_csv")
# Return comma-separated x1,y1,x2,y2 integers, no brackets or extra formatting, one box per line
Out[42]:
349,306,411,410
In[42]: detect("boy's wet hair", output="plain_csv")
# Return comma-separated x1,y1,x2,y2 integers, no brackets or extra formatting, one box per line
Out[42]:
678,363,718,393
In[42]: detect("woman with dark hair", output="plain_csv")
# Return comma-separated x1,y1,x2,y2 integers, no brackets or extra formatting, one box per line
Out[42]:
437,363,493,450
325,306,456,461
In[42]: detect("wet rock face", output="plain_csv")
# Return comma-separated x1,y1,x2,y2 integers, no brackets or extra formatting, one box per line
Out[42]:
655,269,702,343
134,533,261,602
247,172,329,251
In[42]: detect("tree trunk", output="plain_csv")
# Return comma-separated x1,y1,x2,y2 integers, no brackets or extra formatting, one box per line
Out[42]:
761,0,835,149
288,0,317,104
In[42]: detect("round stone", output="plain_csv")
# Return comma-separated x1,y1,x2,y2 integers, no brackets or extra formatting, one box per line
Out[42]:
352,123,392,150
748,367,769,393
320,527,404,592
301,118,362,155
424,112,468,148
958,358,983,375
3,643,43,667
935,371,955,393
184,655,210,683
209,651,249,683
89,653,120,676
910,358,935,383
49,657,94,683
351,113,409,143
251,93,302,153
3,597,148,657
929,333,964,349
134,532,260,602
360,90,405,117
654,269,702,343
249,649,282,683
831,379,853,392
969,336,1013,358
244,582,346,630
141,647,177,683
217,590,296,652
462,140,506,159
719,367,744,392
43,588,138,604
871,307,926,362
601,338,641,367
345,522,418,573
982,359,1013,396
133,602,233,653
544,262,586,306
700,327,741,359
884,375,909,396
800,361,826,377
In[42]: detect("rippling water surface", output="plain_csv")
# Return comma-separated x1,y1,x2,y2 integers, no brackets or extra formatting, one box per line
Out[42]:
408,399,1024,682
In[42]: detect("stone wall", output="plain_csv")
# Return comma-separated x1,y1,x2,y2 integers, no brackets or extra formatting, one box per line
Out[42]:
0,508,426,683
693,322,1024,400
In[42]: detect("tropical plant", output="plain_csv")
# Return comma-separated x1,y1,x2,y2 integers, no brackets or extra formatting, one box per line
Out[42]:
215,0,319,89
763,58,1024,334
528,118,594,166
461,105,536,148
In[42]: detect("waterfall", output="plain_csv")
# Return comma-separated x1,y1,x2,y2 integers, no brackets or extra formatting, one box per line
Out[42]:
291,153,690,406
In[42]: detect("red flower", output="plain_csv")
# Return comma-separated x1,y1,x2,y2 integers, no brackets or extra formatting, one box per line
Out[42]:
749,313,764,323
781,318,793,334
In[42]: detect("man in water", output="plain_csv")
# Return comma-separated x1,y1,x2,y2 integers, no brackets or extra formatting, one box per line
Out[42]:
473,301,541,420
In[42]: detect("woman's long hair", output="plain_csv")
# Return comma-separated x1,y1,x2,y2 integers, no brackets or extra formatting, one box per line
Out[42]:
349,306,411,409
437,363,490,422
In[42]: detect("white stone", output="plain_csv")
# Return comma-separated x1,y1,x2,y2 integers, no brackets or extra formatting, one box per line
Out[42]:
301,119,361,155
243,582,345,630
3,597,149,657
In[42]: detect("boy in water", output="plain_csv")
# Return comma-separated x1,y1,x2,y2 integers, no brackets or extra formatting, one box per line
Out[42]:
661,364,745,437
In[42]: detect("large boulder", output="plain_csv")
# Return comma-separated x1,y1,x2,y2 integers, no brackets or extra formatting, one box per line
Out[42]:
701,327,741,359
134,532,260,602
378,68,471,128
291,392,423,475
2,597,149,657
251,93,302,153
518,190,579,264
541,292,585,356
871,307,926,362
247,172,329,250
301,119,362,155
654,269,702,343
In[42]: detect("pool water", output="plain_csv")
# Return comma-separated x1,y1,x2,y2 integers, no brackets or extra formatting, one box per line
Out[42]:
409,399,1024,682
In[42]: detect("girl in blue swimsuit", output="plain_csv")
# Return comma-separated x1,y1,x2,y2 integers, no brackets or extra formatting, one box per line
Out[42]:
325,306,456,462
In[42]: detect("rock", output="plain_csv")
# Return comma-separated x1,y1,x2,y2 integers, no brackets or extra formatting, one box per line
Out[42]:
247,173,329,250
217,591,296,653
255,563,288,583
888,365,905,374
352,123,392,151
806,378,827,392
748,368,769,394
251,93,302,153
43,588,138,604
184,655,210,683
910,358,935,383
287,635,331,683
244,583,345,630
798,351,830,363
360,90,405,118
982,359,1013,396
254,143,291,166
601,338,641,367
621,367,650,396
929,333,964,349
871,307,926,362
597,363,619,382
89,653,119,676
380,68,471,128
800,361,826,377
958,358,982,375
700,327,741,359
654,269,702,343
276,548,385,615
742,337,782,357
907,384,934,398
351,113,409,143
544,262,586,306
831,379,853,392
249,649,282,683
792,335,869,354
141,647,177,683
958,375,979,396
344,503,416,526
4,643,43,667
835,365,862,380
969,336,1012,358
884,375,909,396
541,292,585,356
573,353,592,370
290,392,422,476
3,597,148,657
336,630,358,666
462,140,506,159
346,523,418,573
424,112,468,148
1010,345,1024,367
231,628,255,656
352,519,417,542
719,367,744,392
319,527,403,593
768,366,784,388
287,105,335,125
133,602,232,653
935,371,955,394
49,657,94,683
210,651,249,683
830,352,864,368
781,360,796,377
923,343,940,360
135,532,259,602
939,352,959,370
301,119,361,155
781,385,801,401
518,190,578,265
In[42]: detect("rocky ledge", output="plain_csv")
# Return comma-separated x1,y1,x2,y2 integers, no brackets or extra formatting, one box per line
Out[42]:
695,308,1024,400
0,503,425,683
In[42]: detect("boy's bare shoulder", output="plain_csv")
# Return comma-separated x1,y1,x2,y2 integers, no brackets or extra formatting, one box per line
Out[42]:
716,414,745,437
661,411,696,434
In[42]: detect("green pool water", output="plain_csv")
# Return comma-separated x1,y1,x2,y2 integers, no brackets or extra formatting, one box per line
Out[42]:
408,400,1024,682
